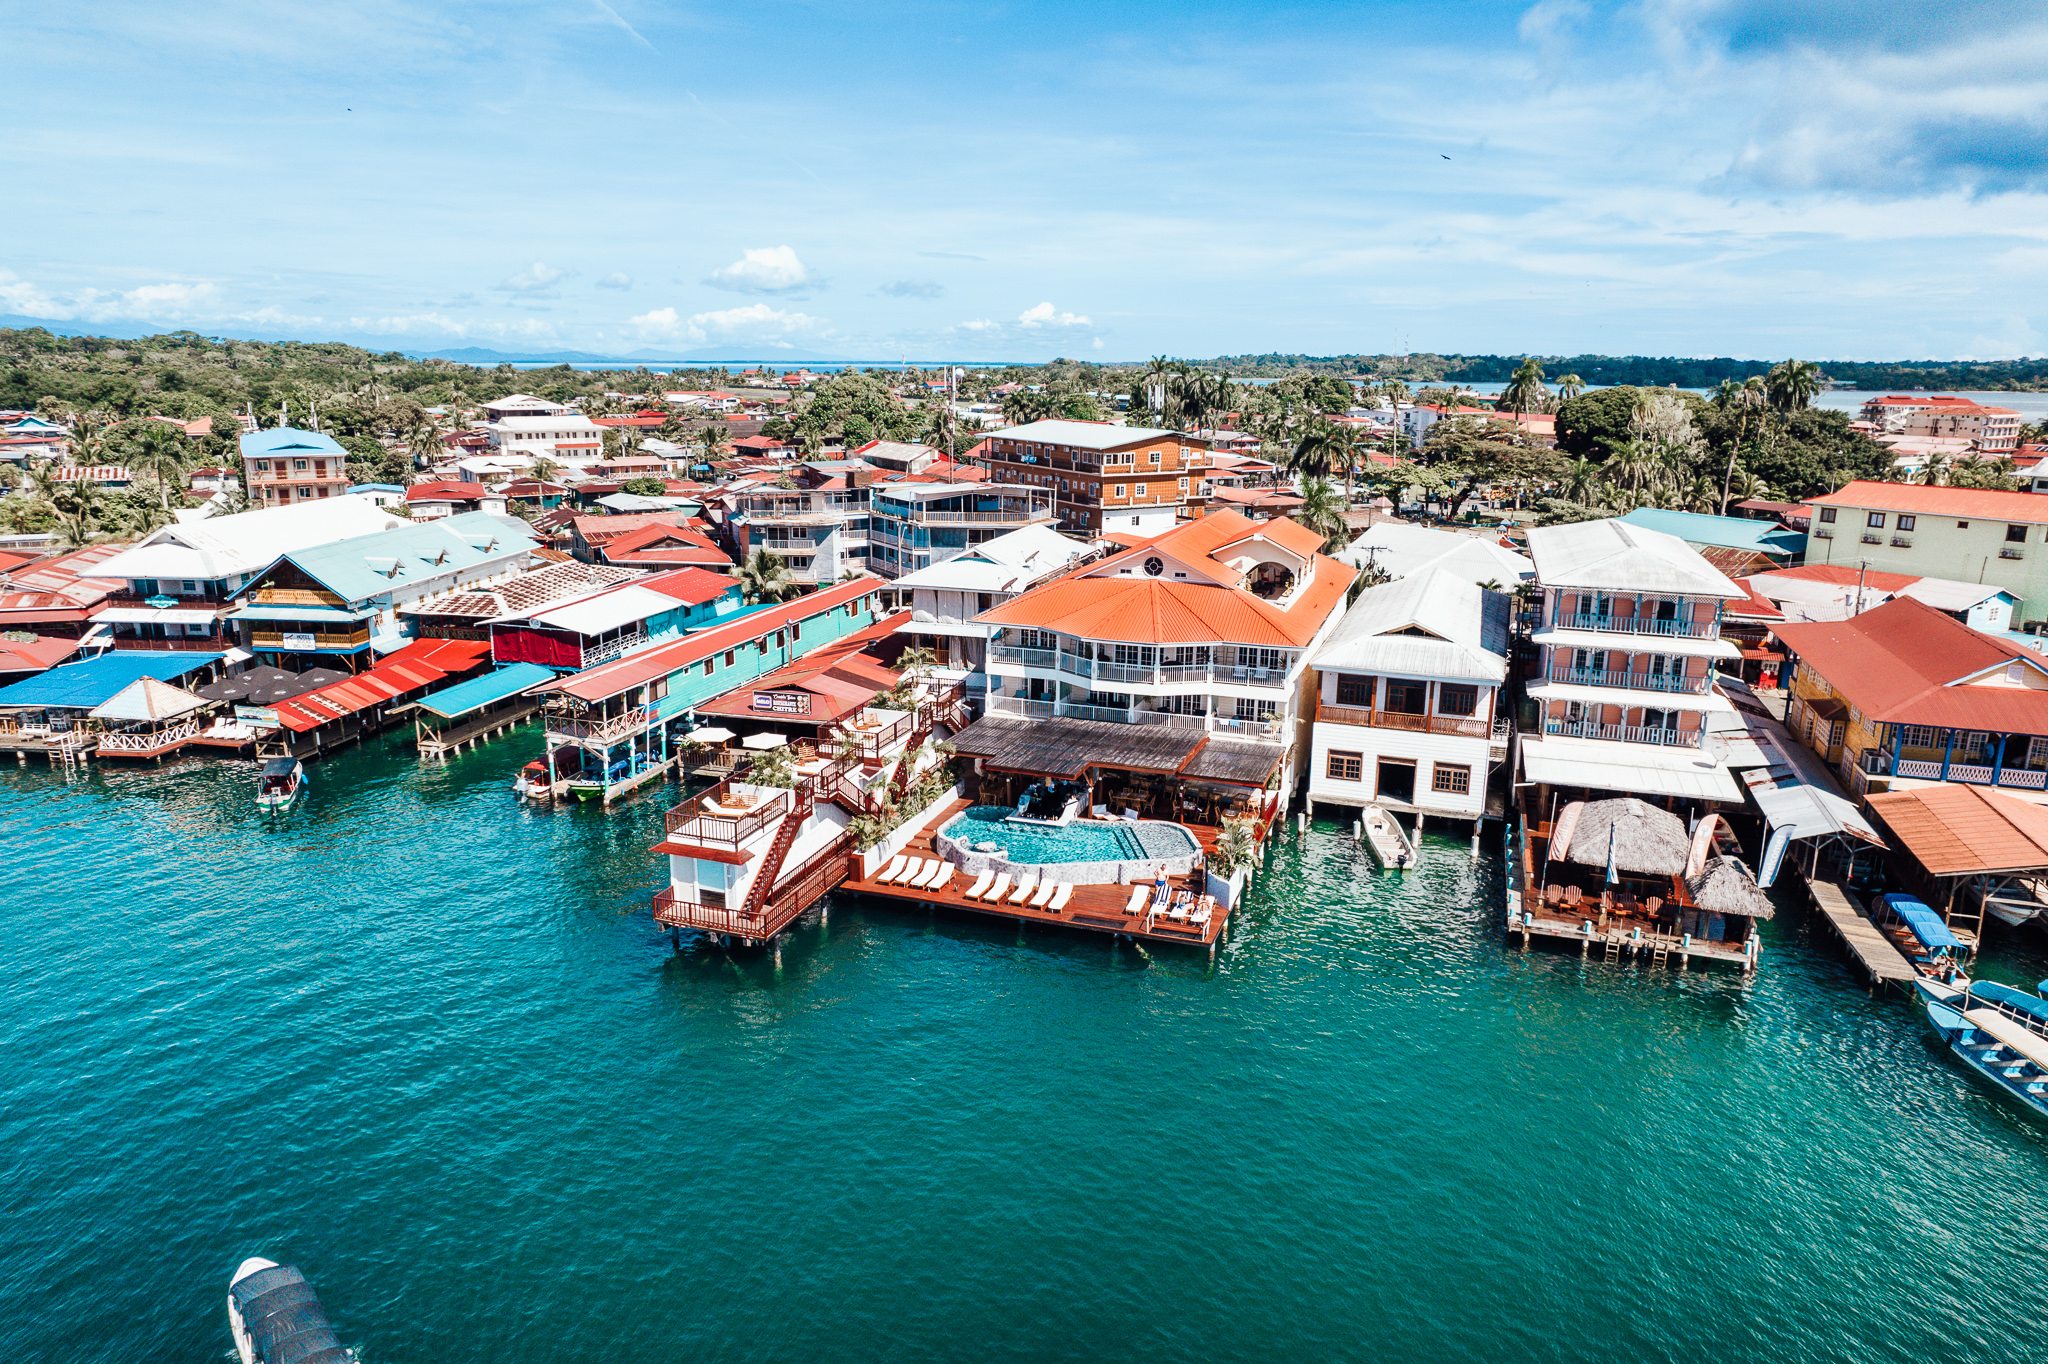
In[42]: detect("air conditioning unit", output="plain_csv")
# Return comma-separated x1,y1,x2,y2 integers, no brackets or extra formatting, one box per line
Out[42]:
1814,528,1834,539
1860,533,1882,544
2002,547,2026,560
1891,536,1912,548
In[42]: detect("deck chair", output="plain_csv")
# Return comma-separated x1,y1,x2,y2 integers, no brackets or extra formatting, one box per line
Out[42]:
920,860,953,888
981,873,1011,903
1008,872,1039,903
963,869,995,900
878,855,907,884
1644,896,1664,917
1029,879,1058,907
1544,883,1564,906
1122,808,1141,822
925,863,956,893
1563,885,1583,907
1047,883,1073,911
1125,885,1149,915
890,858,926,886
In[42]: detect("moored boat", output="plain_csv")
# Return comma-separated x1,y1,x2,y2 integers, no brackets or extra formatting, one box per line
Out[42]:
1359,803,1417,870
513,759,551,799
255,757,305,812
1914,975,2048,1120
227,1257,351,1364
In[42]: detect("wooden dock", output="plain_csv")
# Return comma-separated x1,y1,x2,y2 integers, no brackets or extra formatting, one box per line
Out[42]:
1798,870,1917,989
845,797,1231,951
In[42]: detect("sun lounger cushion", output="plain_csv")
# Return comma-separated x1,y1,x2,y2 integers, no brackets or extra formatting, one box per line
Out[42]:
1008,874,1037,903
925,863,955,892
1047,883,1073,911
1125,885,1149,915
916,860,948,888
1029,879,1057,907
880,855,907,884
964,870,994,899
893,858,926,886
982,873,1010,903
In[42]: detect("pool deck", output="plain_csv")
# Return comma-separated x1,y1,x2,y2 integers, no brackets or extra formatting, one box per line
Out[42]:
847,797,1232,950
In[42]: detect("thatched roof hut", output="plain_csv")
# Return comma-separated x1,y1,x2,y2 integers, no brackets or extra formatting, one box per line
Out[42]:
1555,797,1691,877
1685,855,1776,920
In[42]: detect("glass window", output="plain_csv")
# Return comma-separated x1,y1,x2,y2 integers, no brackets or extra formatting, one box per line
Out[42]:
1235,697,1277,720
1439,684,1479,716
1336,674,1374,707
1818,507,1837,524
1866,512,1885,528
2009,524,2029,543
1384,680,1428,714
1432,763,1471,794
1897,515,1916,531
1327,750,1363,781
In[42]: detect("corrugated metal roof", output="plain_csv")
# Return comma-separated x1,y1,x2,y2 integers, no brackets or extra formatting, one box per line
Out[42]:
0,650,220,708
1517,734,1743,801
239,427,347,458
240,511,535,605
985,420,1186,451
1339,521,1532,584
1312,569,1509,683
1866,784,2048,876
1526,518,1746,598
1617,507,1806,557
96,498,402,582
1773,595,2048,728
1807,480,2048,522
416,662,558,718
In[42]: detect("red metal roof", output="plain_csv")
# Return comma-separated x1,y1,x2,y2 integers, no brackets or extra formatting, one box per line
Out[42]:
1806,480,2048,521
1751,563,1921,593
636,567,740,605
406,480,488,502
1866,784,2048,875
1773,596,2048,732
0,635,80,674
690,612,907,723
270,638,491,731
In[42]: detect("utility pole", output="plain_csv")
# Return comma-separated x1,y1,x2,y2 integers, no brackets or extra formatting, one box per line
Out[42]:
1856,558,1868,616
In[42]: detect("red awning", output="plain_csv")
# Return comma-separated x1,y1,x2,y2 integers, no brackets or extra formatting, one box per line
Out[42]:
272,638,491,731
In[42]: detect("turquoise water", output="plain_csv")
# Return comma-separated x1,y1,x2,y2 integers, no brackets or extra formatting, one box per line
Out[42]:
942,805,1198,863
6,740,2048,1362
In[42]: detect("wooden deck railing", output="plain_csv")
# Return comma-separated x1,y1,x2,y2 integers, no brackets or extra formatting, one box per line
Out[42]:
662,777,789,847
1318,703,1490,738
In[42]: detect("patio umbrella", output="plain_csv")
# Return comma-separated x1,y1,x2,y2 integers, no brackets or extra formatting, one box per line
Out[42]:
740,731,787,750
688,725,735,743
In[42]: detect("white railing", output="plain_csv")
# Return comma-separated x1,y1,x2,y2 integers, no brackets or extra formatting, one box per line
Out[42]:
986,695,1055,720
1558,612,1711,639
96,718,201,752
1543,719,1704,748
1895,759,1943,779
2001,768,2048,789
988,644,1056,669
1547,667,1712,695
580,632,650,668
1948,764,1995,784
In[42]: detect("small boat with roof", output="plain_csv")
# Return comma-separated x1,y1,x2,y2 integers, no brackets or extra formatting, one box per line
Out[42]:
255,757,305,812
227,1257,352,1364
1915,973,2048,1120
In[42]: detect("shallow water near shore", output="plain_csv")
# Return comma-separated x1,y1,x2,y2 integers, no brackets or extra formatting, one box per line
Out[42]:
5,736,2048,1363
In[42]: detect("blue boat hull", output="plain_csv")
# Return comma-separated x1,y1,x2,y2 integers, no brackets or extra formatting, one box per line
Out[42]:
1916,987,2048,1120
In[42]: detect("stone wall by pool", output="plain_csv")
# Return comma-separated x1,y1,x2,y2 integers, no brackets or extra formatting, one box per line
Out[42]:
932,807,1202,886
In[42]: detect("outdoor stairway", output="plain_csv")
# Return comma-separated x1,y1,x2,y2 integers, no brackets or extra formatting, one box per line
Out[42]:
740,776,814,921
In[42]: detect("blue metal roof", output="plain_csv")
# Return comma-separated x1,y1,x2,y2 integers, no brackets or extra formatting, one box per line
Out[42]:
0,651,221,709
416,662,557,718
234,512,538,606
239,426,348,459
1617,507,1806,558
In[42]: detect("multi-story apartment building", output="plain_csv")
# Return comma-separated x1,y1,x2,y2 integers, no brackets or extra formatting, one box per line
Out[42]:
242,428,352,506
866,482,1057,578
1518,518,1749,807
1803,481,2048,624
1860,395,2024,451
1305,569,1511,825
717,461,877,585
887,523,1097,677
966,511,1350,820
980,420,1212,535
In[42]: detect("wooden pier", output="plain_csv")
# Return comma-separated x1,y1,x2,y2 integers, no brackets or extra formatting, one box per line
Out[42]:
1796,870,1917,990
845,797,1232,951
414,707,538,761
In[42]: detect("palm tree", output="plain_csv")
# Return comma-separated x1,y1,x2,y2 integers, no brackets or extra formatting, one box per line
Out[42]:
1765,359,1823,412
526,455,564,485
1500,357,1550,416
1294,476,1350,552
1714,376,1769,513
699,423,733,465
1562,457,1603,506
1289,421,1345,482
1553,374,1586,403
1920,450,1953,486
892,645,937,701
737,547,799,604
128,423,189,510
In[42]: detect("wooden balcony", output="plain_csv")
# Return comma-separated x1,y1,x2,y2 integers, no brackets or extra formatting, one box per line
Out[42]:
662,776,791,848
250,628,371,649
546,705,651,745
1318,703,1490,738
1546,666,1712,695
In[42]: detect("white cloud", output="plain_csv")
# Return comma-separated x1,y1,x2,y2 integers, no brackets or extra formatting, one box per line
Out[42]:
1091,336,1104,350
1018,301,1091,327
954,319,998,332
596,272,633,289
704,246,813,293
495,261,567,294
628,302,825,343
0,270,230,323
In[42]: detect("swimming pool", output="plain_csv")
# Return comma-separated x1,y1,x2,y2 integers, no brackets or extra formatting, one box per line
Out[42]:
935,807,1202,884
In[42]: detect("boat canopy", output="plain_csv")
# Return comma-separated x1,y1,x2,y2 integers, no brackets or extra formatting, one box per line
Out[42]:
261,757,298,779
229,1264,351,1364
1971,980,2048,1026
1878,893,1963,952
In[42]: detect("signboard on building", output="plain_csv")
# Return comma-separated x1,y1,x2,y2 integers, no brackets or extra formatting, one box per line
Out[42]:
281,633,317,650
751,689,809,715
145,595,178,609
234,706,278,726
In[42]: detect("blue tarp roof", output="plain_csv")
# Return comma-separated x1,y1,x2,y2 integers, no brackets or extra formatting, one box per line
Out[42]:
1617,507,1806,558
239,426,347,458
416,662,556,718
1877,892,1964,952
0,651,220,709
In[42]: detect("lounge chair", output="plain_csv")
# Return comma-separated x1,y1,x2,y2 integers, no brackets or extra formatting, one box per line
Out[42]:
1544,883,1564,906
890,858,926,886
1029,879,1057,907
1008,873,1038,904
918,860,951,888
1190,901,1213,927
1151,884,1172,914
1125,885,1149,915
925,863,955,892
1046,883,1073,911
963,869,995,900
980,873,1011,903
878,854,907,884
1122,808,1141,822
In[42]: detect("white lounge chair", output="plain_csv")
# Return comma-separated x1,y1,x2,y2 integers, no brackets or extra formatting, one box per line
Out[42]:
877,854,907,884
926,863,956,892
1124,885,1149,915
1008,873,1038,903
1047,883,1073,911
890,858,927,886
1122,808,1141,822
980,872,1011,903
1029,879,1057,908
916,859,950,888
963,869,995,900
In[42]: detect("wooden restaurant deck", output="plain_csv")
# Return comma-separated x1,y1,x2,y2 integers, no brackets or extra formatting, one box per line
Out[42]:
846,796,1233,950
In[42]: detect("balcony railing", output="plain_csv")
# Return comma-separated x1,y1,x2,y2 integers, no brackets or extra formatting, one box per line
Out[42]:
987,693,1274,735
95,718,201,752
102,635,224,651
1547,666,1712,695
1557,612,1711,639
1542,718,1705,748
1046,651,1289,689
662,779,791,849
250,628,372,649
579,631,650,668
1319,703,1492,738
986,695,1056,720
546,705,651,745
988,644,1056,669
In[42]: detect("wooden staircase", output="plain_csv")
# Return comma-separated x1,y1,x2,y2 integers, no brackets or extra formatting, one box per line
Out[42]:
740,776,814,923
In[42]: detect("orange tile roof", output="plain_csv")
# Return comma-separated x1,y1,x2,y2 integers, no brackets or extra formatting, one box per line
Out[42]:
1865,784,2048,876
1806,480,2048,521
977,511,1348,647
1773,595,2048,730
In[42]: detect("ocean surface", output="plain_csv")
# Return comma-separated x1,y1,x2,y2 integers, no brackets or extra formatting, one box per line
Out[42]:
6,739,2048,1362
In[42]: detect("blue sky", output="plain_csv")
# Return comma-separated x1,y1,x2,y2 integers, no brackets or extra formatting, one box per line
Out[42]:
4,0,2045,361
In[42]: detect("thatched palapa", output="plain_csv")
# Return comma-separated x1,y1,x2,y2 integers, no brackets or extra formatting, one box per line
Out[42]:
1684,855,1775,920
1556,798,1690,877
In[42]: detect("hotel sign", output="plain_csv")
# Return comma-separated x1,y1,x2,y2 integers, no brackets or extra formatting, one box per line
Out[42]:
281,632,317,650
751,689,809,715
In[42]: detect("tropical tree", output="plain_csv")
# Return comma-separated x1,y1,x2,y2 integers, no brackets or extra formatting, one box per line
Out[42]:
1294,476,1351,552
1289,421,1344,482
1711,376,1769,513
127,423,190,510
737,547,799,604
892,645,938,700
1764,359,1824,412
699,422,733,465
526,455,563,484
1209,820,1258,876
1499,357,1551,416
1553,373,1586,402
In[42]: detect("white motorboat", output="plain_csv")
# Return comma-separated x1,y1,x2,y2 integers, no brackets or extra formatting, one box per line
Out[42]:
1360,803,1417,870
255,758,305,812
228,1256,351,1364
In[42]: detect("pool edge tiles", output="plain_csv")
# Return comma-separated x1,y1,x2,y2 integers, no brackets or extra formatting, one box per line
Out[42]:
934,806,1202,885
